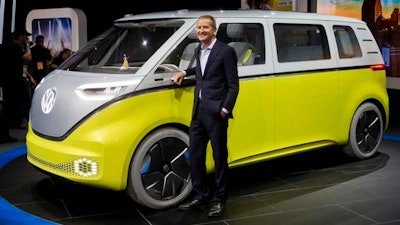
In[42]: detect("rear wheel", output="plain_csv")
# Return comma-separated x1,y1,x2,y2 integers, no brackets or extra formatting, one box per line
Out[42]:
343,102,383,159
126,127,192,209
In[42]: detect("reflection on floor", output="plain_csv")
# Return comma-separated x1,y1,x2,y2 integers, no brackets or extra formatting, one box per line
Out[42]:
1,89,400,225
1,138,400,225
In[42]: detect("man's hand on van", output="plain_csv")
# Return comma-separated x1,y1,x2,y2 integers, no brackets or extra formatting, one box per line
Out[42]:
171,71,185,85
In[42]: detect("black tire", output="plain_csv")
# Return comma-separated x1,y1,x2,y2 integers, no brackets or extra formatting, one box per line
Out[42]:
126,127,192,209
343,102,383,159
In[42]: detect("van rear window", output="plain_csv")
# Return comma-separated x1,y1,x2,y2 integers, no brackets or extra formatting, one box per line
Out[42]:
333,25,362,58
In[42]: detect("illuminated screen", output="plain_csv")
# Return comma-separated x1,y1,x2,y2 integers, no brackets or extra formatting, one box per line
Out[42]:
26,8,87,60
317,0,400,20
32,17,72,57
317,0,400,77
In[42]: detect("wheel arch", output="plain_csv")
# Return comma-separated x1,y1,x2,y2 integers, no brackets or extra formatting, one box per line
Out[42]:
343,99,386,159
128,123,189,164
340,96,388,144
355,98,389,130
124,122,191,208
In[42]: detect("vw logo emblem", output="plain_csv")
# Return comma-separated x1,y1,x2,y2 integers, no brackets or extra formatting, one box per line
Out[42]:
41,88,57,114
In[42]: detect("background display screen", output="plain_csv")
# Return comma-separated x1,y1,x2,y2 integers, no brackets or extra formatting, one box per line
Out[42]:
32,17,72,57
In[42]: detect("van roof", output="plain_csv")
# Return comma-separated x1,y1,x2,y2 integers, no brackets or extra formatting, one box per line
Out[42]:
115,9,364,24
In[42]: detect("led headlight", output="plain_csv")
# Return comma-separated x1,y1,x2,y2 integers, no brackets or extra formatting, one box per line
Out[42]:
75,80,140,101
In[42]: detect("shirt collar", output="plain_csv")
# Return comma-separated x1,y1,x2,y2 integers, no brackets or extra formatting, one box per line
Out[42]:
201,38,216,50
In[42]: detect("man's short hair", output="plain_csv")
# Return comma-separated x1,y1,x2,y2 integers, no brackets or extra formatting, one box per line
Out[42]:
35,35,45,43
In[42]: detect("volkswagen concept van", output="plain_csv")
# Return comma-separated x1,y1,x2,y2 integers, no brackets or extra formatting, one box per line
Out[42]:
27,9,389,209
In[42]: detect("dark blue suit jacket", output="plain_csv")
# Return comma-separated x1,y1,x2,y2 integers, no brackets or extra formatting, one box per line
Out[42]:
185,40,239,118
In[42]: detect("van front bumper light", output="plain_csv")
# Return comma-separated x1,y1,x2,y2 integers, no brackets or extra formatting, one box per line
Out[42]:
74,158,99,177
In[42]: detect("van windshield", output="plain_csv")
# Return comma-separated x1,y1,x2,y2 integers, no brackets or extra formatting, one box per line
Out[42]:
59,20,185,74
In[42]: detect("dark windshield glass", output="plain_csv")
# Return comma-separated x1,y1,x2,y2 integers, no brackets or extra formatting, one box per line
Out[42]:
59,20,184,74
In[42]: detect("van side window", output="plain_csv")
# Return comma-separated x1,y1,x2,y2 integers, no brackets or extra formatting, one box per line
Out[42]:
178,29,199,70
217,23,265,66
275,24,330,62
333,25,362,58
160,23,266,72
159,29,199,72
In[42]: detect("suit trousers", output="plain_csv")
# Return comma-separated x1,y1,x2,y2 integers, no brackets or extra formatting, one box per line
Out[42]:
189,100,229,203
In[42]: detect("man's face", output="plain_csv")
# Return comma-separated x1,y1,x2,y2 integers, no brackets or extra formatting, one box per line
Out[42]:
196,18,216,45
37,38,44,46
18,34,29,45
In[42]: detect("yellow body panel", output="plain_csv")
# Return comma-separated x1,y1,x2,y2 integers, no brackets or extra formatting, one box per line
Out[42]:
27,68,389,191
337,68,389,137
28,87,194,190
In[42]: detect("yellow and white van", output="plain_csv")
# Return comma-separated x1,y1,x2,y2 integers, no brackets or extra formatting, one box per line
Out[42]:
26,9,389,209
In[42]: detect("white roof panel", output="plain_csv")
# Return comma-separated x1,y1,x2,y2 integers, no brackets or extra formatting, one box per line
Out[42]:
115,9,364,24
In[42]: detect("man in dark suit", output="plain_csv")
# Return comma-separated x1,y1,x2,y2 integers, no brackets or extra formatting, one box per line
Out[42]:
172,15,239,217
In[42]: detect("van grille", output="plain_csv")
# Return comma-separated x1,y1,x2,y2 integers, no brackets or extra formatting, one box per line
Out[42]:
27,152,101,178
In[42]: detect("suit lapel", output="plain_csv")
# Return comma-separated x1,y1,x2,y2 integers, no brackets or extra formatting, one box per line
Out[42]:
194,45,202,76
203,40,221,77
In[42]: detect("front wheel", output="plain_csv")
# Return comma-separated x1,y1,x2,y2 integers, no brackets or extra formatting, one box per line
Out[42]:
126,127,192,209
343,102,384,159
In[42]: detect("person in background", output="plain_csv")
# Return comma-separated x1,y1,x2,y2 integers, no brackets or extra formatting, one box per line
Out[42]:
0,28,32,143
49,48,72,72
172,15,239,217
30,34,52,83
247,0,260,9
21,60,36,126
259,0,272,10
246,0,272,9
